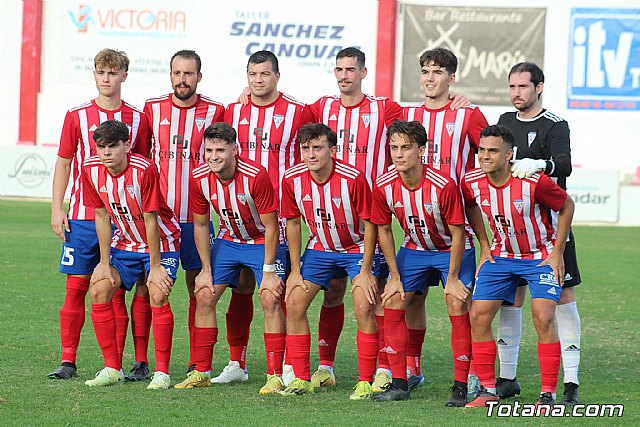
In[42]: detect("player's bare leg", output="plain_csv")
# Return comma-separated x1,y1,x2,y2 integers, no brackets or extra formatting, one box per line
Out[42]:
125,275,151,381
531,298,561,406
281,281,322,395
496,285,526,398
445,293,472,407
465,299,502,407
176,283,227,389
313,276,347,387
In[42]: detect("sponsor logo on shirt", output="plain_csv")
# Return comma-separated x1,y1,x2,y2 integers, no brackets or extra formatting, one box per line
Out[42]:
89,124,97,132
99,185,108,193
394,201,404,208
328,114,337,121
211,193,218,200
481,199,490,206
302,194,312,202
239,118,249,125
160,118,170,125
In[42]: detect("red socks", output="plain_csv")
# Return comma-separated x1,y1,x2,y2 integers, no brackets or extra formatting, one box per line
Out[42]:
112,288,129,365
194,327,218,373
130,294,151,365
407,328,426,376
472,340,497,389
227,293,253,370
384,308,407,380
538,341,561,394
375,315,390,370
318,304,344,366
450,313,472,383
91,302,121,370
264,332,286,375
151,303,174,374
60,276,89,363
357,330,378,382
286,334,311,380
188,297,196,366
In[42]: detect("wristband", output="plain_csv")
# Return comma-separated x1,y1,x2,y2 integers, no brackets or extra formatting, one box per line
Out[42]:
263,263,276,273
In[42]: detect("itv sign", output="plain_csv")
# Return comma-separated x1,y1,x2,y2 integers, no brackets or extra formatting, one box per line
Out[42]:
568,9,640,110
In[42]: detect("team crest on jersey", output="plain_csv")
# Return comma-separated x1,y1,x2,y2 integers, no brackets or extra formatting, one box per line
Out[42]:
160,118,170,125
513,199,524,213
126,185,136,198
237,193,247,204
195,117,206,131
445,122,456,136
332,196,342,208
361,114,371,128
527,132,537,146
273,114,285,129
89,124,97,132
424,203,433,215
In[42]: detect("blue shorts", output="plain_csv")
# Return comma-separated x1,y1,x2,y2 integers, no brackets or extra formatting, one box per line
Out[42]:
110,248,180,291
59,220,113,275
301,249,380,290
472,257,561,303
212,239,287,287
398,247,475,294
179,222,215,271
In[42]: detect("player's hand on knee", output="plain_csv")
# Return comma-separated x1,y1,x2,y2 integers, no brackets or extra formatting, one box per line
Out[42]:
351,271,377,305
444,276,469,303
284,271,308,301
148,265,173,296
259,272,285,299
510,158,546,179
381,277,405,307
194,270,215,296
91,262,116,287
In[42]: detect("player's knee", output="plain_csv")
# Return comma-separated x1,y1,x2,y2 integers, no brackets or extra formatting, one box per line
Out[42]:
531,308,555,335
89,281,113,303
196,289,217,309
446,295,468,315
285,295,307,321
148,287,169,307
259,292,281,316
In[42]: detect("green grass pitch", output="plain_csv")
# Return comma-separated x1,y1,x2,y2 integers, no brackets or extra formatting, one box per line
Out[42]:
0,200,638,425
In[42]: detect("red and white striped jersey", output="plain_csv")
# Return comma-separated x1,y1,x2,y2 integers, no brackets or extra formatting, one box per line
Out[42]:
190,157,279,244
309,95,402,185
144,94,225,222
224,93,313,199
281,160,371,253
371,165,465,251
461,170,567,259
402,102,487,184
58,100,151,221
82,154,180,253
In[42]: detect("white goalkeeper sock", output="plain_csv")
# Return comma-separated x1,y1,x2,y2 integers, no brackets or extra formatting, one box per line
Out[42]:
556,301,581,385
497,306,522,380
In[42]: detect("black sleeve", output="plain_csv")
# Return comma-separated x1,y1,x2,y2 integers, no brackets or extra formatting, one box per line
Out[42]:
544,121,572,179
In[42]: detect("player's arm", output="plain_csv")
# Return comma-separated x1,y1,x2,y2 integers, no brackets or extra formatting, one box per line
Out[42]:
51,156,72,241
545,121,572,178
193,211,214,296
444,224,470,302
448,93,471,110
352,219,378,304
378,223,404,306
540,196,575,286
285,216,306,300
143,211,172,296
461,182,494,276
91,207,116,287
259,211,285,299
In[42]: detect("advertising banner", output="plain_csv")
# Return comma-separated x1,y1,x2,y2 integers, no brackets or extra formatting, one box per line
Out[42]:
566,168,619,223
0,146,59,199
400,5,546,105
567,8,640,110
